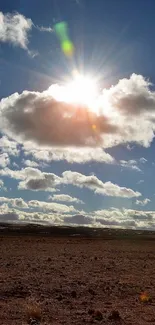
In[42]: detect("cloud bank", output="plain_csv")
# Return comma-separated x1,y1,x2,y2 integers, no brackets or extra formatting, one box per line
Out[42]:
0,202,155,230
0,167,141,198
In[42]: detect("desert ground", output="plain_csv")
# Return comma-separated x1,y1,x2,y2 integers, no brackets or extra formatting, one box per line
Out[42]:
1,225,155,324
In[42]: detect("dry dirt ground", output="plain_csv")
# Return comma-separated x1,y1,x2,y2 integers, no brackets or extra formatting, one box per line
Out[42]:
1,235,155,324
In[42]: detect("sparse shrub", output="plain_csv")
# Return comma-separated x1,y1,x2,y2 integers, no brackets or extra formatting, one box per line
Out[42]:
26,303,41,324
140,292,152,303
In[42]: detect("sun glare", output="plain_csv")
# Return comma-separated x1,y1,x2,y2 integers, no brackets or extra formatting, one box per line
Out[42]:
48,74,98,109
47,73,119,118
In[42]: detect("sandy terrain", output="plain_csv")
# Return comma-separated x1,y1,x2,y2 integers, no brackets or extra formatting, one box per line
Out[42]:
1,235,155,324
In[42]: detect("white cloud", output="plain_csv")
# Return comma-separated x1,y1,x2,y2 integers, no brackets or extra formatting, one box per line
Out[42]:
136,198,150,206
22,159,39,167
0,167,60,192
49,194,84,204
62,171,141,198
0,196,78,214
0,167,42,180
0,11,32,51
139,157,147,164
35,25,53,32
23,143,115,164
120,159,141,172
0,196,28,208
0,136,19,156
93,207,155,229
18,171,61,192
0,179,6,191
0,153,10,167
0,167,140,198
29,200,77,213
0,197,155,230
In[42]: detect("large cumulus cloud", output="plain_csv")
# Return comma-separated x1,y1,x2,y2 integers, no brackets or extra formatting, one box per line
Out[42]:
0,90,117,147
0,74,155,149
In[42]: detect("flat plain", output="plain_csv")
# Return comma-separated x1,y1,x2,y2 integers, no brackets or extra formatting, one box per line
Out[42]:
1,225,155,324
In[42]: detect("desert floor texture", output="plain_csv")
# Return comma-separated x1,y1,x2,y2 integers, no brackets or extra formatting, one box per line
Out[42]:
1,235,155,324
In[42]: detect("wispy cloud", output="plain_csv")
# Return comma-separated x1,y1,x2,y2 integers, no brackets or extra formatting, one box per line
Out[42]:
120,159,141,172
135,198,150,206
49,194,84,204
35,25,53,32
137,179,144,184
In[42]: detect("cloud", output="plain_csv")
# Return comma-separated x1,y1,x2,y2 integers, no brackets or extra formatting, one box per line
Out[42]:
120,159,141,172
0,167,42,180
62,171,141,198
0,167,60,192
18,172,61,192
0,197,28,208
0,199,155,230
0,196,78,214
64,214,93,225
0,11,32,51
22,159,39,167
135,198,150,206
139,157,147,164
0,89,117,148
29,200,77,213
35,25,53,32
93,207,155,228
1,74,155,149
0,167,140,198
0,179,6,191
23,142,115,164
0,136,19,156
0,153,10,167
137,180,144,184
49,194,84,204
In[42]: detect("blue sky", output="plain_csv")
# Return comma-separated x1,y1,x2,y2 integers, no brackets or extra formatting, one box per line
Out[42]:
0,0,155,229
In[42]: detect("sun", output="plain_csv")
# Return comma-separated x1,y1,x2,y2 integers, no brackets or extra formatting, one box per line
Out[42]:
47,73,99,110
47,72,119,118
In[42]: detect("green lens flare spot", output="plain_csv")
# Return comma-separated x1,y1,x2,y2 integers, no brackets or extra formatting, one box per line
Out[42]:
54,22,68,41
61,40,74,57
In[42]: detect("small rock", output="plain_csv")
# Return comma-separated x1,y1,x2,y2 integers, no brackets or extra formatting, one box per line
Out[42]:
88,288,95,295
47,257,51,262
57,294,63,301
6,262,11,267
108,310,121,320
71,290,77,298
88,308,95,315
93,310,103,321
